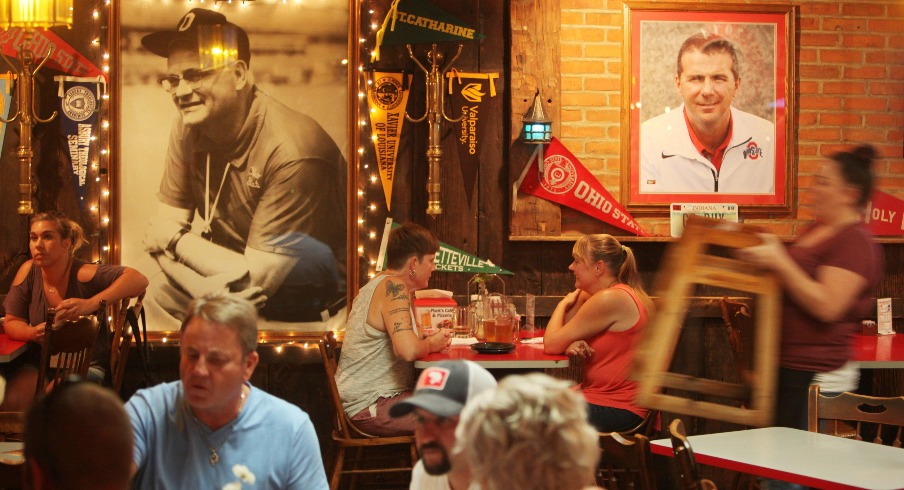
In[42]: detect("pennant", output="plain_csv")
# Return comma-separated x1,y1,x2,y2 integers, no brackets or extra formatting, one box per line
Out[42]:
56,76,105,211
376,218,512,274
446,69,499,203
0,28,105,79
0,73,13,148
518,138,648,236
367,71,412,210
372,0,482,62
865,189,904,236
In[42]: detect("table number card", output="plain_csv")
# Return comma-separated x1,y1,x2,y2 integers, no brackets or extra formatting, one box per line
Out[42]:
877,298,895,335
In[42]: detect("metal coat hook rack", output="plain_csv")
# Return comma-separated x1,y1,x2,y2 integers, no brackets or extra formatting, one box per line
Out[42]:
406,43,463,217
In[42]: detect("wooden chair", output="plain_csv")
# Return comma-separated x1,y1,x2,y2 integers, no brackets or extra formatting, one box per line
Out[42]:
596,432,657,490
719,296,755,387
109,293,145,395
635,216,781,427
617,409,660,439
668,419,717,490
318,331,416,490
807,385,904,446
36,308,101,398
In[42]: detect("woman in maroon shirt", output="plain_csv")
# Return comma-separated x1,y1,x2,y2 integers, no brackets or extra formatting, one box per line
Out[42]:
736,145,884,429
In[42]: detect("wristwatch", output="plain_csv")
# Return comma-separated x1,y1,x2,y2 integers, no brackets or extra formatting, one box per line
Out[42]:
164,228,189,261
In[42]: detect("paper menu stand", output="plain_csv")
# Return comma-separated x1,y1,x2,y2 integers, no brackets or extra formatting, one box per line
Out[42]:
878,298,895,335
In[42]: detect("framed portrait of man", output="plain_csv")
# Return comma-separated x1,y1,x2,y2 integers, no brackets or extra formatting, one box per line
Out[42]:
114,0,349,332
621,2,796,213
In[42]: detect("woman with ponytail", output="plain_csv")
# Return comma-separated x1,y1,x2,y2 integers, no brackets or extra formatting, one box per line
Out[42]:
736,145,884,429
544,234,654,432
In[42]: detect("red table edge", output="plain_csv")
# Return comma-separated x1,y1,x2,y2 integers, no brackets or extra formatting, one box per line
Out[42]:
650,439,861,490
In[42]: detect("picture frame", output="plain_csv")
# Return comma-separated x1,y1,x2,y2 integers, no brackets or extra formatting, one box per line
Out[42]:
621,2,796,214
113,0,351,333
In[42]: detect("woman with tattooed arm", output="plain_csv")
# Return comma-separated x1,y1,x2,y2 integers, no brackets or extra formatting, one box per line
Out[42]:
335,223,452,436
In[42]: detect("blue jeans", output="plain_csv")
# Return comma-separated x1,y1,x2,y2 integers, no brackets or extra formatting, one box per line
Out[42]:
587,403,642,432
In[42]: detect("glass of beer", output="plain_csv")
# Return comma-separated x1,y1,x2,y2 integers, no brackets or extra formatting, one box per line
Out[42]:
493,308,515,344
453,306,473,338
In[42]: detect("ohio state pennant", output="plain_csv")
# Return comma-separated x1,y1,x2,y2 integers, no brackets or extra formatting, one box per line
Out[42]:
518,138,648,236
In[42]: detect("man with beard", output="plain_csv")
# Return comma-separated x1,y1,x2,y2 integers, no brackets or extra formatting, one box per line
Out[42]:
389,360,496,490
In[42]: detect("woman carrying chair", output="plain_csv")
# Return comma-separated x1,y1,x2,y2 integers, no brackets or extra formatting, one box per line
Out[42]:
1,212,148,411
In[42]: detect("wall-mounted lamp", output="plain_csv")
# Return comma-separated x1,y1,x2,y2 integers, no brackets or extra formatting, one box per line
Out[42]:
522,89,552,174
0,0,73,215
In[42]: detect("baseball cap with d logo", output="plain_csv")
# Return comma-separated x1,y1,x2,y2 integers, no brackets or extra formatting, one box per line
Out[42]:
140,8,251,67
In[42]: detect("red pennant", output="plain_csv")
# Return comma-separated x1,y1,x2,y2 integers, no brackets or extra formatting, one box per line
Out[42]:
519,138,648,236
0,28,105,79
865,189,904,236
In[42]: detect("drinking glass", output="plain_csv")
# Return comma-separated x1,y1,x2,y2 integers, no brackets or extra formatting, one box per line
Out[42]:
453,306,474,338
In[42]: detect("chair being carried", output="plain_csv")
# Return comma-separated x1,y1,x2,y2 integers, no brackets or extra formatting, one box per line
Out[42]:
36,306,101,398
807,384,904,446
318,331,416,490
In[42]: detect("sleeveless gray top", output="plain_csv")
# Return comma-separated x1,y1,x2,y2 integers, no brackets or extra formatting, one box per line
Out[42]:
335,275,416,416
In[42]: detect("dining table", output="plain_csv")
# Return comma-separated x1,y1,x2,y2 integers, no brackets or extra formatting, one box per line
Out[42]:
414,338,569,369
651,426,904,490
0,333,27,364
853,333,904,369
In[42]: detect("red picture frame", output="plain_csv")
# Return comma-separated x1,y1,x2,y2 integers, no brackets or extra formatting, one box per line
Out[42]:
621,2,796,214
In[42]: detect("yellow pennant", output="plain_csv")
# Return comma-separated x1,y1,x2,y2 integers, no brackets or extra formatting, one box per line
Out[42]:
367,71,412,210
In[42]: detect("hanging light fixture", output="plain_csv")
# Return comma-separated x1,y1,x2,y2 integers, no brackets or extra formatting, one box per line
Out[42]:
522,89,552,174
0,0,74,215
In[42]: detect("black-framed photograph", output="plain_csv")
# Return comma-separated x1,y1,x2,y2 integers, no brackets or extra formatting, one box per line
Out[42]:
621,2,796,213
116,0,349,332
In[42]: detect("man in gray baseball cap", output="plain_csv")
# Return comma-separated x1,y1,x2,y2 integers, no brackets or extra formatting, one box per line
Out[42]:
390,360,496,490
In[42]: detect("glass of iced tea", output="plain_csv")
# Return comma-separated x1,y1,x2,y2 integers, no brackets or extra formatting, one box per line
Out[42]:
453,306,473,338
493,309,516,344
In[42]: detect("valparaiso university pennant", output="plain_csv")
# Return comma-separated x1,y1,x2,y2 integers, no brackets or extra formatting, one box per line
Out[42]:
367,71,412,210
446,69,499,204
376,218,512,274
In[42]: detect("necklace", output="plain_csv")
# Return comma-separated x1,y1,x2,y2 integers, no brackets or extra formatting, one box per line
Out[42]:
187,385,248,466
45,257,72,296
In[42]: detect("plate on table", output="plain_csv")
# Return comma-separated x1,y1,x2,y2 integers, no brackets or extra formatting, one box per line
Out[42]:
470,342,516,354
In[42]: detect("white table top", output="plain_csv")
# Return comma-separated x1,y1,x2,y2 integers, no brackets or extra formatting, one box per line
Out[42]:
0,442,23,464
651,427,904,490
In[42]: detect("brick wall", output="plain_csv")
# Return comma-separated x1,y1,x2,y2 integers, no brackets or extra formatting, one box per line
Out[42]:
516,0,904,236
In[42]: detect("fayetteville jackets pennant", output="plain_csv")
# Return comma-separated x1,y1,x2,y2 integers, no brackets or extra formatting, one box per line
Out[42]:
56,76,105,211
376,218,512,274
0,28,105,79
446,69,500,204
372,0,482,61
518,138,648,236
865,189,904,236
367,71,412,210
0,74,13,150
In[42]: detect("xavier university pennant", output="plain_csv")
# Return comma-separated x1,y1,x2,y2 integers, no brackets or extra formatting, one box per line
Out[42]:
367,71,412,210
518,138,648,236
56,76,105,210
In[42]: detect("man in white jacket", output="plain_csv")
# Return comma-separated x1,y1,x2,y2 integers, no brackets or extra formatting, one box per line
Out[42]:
640,32,775,194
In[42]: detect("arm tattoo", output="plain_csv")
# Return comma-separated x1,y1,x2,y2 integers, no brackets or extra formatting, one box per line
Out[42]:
385,281,409,301
389,307,409,315
392,322,414,334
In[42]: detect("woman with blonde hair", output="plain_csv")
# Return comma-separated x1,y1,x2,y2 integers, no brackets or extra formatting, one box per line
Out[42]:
544,234,653,432
2,212,148,410
456,373,600,490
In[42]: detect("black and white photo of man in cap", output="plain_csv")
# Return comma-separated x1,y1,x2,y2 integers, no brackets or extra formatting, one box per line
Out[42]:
139,8,347,326
390,360,496,490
